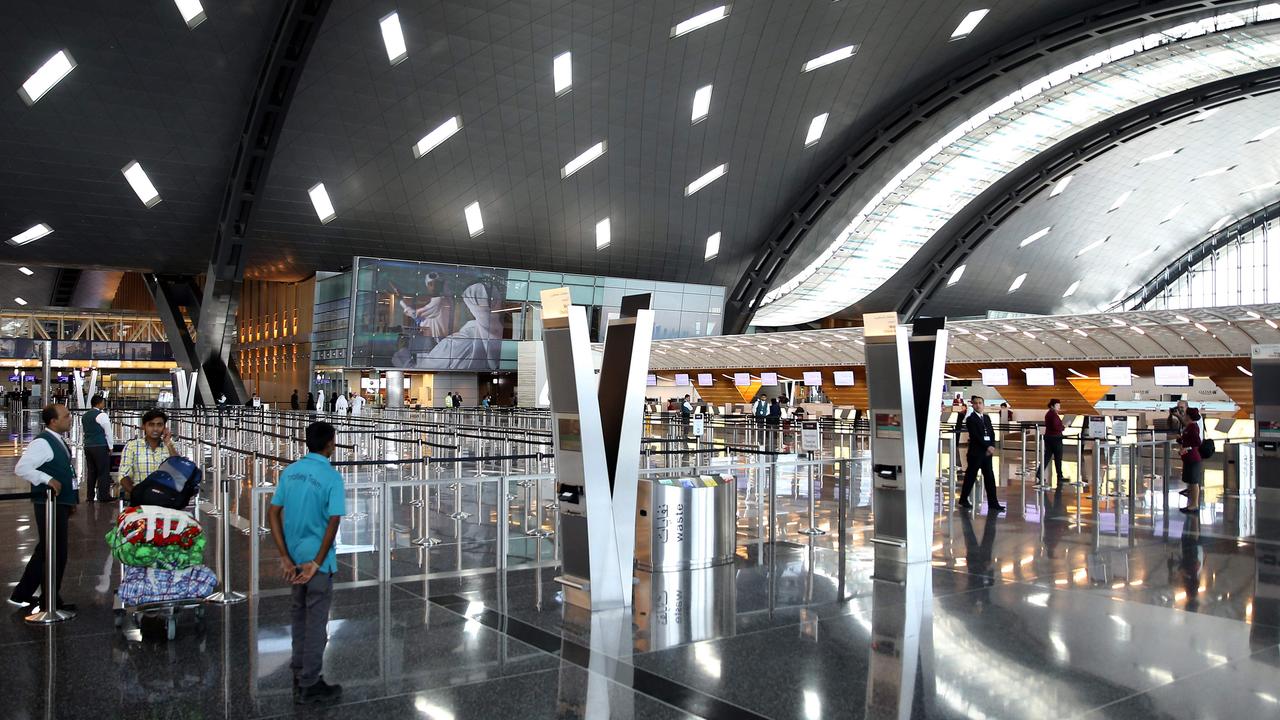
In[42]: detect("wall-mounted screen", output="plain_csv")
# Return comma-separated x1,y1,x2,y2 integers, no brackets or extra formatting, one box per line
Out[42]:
1155,365,1190,386
1099,366,1132,386
803,371,823,386
697,373,713,386
980,368,1009,386
734,372,751,386
760,372,778,386
833,370,855,386
646,374,657,387
1024,367,1054,386
675,373,690,386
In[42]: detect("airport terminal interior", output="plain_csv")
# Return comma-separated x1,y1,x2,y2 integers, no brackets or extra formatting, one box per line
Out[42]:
6,1,1280,718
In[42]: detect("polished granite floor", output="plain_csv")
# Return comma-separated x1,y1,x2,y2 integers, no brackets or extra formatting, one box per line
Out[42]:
4,464,1279,719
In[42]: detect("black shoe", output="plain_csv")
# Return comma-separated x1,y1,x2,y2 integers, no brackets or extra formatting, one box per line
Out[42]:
296,678,342,705
957,500,973,510
56,602,77,612
6,594,36,607
989,504,1007,514
1178,489,1189,497
1179,507,1198,514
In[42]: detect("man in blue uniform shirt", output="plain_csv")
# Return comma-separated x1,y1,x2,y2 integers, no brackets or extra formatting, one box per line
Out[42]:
268,421,345,705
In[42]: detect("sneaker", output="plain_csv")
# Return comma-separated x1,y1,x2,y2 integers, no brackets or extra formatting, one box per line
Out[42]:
296,678,342,705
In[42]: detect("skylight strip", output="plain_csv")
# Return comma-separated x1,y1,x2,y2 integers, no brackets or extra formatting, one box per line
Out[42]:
1049,174,1073,198
19,50,77,106
1136,148,1181,165
1240,181,1280,195
596,218,611,250
553,51,572,95
464,201,484,236
413,116,461,158
18,267,34,276
1192,165,1236,180
950,9,990,40
801,45,858,72
1248,125,1280,143
704,232,721,260
947,264,965,286
380,12,408,65
8,224,53,246
174,0,207,28
14,298,27,306
1019,226,1051,247
804,113,829,146
1108,190,1133,213
1008,273,1027,293
685,164,727,196
1160,202,1186,223
671,6,729,38
1209,214,1234,233
692,85,713,123
1075,237,1108,257
1188,107,1220,123
122,161,162,208
308,183,336,224
562,141,606,178
1063,280,1080,297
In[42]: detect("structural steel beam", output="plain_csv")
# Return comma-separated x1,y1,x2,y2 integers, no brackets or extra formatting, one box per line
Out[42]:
144,273,201,372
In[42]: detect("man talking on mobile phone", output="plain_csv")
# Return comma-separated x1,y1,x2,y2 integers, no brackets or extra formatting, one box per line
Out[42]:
268,421,345,705
118,408,181,500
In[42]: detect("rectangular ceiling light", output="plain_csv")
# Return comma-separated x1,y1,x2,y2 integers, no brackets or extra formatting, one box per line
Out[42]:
174,0,207,29
464,201,484,236
1075,237,1107,257
947,264,965,286
692,84,713,123
671,6,729,38
1192,165,1236,181
704,232,721,260
380,12,408,65
1209,214,1234,233
1108,190,1132,212
413,116,461,158
122,160,162,208
1135,148,1181,165
804,113,829,146
1049,174,1073,198
1063,280,1080,297
18,266,34,276
307,182,336,224
561,141,606,178
19,50,76,106
1248,126,1280,143
1019,226,1051,247
8,223,53,246
1160,202,1186,224
1188,107,1219,124
950,9,990,40
14,297,27,306
553,51,572,95
595,218,611,250
685,163,726,196
1008,273,1027,293
801,45,857,72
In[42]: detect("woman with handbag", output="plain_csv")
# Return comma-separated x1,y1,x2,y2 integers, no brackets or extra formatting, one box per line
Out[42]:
1177,408,1204,513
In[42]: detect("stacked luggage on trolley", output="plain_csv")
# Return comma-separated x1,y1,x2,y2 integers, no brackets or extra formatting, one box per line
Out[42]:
108,457,215,639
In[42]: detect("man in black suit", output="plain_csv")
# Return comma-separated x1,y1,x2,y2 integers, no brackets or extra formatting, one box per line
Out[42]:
958,395,1006,514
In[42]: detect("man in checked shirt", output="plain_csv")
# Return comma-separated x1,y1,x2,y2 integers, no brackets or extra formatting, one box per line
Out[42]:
118,408,182,500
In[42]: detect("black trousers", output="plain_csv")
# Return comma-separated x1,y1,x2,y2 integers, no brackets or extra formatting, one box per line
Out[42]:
14,502,70,604
1038,436,1065,482
961,451,999,507
84,444,112,501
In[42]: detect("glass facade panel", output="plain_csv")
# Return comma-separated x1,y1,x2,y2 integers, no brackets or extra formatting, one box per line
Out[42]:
1141,217,1280,310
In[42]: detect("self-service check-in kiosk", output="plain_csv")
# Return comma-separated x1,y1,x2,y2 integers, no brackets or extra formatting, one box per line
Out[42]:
1252,345,1280,643
863,312,949,564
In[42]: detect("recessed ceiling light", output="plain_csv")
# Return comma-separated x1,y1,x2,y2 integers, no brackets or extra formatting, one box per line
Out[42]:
122,161,162,208
1008,273,1026,293
1068,368,1088,378
307,182,336,224
954,327,970,335
1160,203,1186,223
1209,215,1234,233
8,223,53,246
1239,365,1254,376
595,218,611,250
1073,328,1087,338
562,141,606,178
976,333,989,341
804,113,829,147
801,45,858,73
671,6,729,38
1136,149,1181,166
1247,310,1262,319
380,12,408,65
1248,126,1280,143
950,9,990,40
1188,107,1220,123
174,0,207,28
1001,324,1017,332
14,297,27,306
947,264,966,286
692,85,713,123
18,267,34,276
1076,237,1108,257
1108,190,1133,212
1192,165,1236,181
553,51,572,95
18,50,76,106
685,164,726,196
1268,319,1279,329
1062,280,1080,298
464,201,484,237
1054,321,1069,330
1174,314,1190,322
704,232,721,261
1019,226,1051,248
413,116,461,158
1132,325,1146,335
1022,331,1036,339
1049,175,1073,198
1194,322,1209,332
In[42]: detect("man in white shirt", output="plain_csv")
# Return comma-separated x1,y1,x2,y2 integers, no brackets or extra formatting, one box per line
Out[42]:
81,394,114,502
11,403,78,610
350,393,367,416
334,392,349,416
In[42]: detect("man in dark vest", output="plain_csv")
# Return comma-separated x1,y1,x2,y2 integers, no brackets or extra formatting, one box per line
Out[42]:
958,395,1006,514
10,403,78,610
82,394,114,502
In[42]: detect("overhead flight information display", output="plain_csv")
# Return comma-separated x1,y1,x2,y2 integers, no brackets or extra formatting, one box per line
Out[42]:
980,368,1009,386
760,372,778,385
1099,366,1132,386
833,371,855,386
734,372,751,386
1155,365,1190,386
803,371,823,386
1024,367,1054,386
697,373,713,386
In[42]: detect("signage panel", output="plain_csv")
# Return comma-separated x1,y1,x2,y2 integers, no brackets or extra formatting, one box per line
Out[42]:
980,368,1009,386
803,371,823,386
734,372,751,386
1024,367,1054,386
1099,366,1132,386
760,372,778,386
833,370,855,386
697,373,713,386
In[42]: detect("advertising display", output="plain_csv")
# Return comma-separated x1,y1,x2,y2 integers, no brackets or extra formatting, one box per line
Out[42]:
980,368,1009,386
833,370,855,386
734,372,751,386
1024,367,1054,386
1154,365,1190,386
1099,366,1132,386
803,371,823,386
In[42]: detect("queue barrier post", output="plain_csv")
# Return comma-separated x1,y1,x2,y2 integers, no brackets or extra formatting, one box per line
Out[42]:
207,442,246,605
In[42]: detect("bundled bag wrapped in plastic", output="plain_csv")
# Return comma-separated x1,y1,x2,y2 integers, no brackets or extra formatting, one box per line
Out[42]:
106,505,206,569
129,457,202,510
117,565,217,606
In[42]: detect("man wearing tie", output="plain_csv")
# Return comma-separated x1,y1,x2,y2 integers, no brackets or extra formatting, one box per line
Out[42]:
958,395,1006,514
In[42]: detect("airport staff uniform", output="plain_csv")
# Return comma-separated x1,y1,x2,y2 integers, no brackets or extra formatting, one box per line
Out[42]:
82,406,114,501
1038,407,1066,484
959,409,1001,509
12,429,79,606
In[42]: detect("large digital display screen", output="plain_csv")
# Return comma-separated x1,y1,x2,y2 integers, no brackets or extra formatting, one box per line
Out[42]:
980,368,1009,386
697,373,713,386
1024,367,1054,386
760,372,778,386
803,371,823,386
1099,366,1132,386
734,372,751,386
833,370,855,386
1155,365,1190,386
675,373,690,386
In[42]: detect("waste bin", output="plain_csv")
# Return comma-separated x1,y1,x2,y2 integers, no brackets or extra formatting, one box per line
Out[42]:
1224,441,1256,496
635,475,736,571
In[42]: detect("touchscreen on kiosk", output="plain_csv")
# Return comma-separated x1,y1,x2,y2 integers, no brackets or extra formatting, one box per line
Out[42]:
980,368,1009,386
833,370,855,386
760,372,778,386
1024,367,1054,386
803,371,823,386
1154,365,1190,386
1099,366,1132,386
697,373,713,386
734,372,751,386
